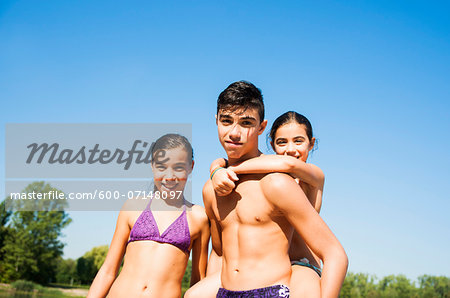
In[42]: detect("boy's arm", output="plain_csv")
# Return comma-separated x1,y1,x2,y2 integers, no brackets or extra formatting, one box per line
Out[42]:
190,206,210,286
261,173,348,298
231,155,324,188
202,180,223,256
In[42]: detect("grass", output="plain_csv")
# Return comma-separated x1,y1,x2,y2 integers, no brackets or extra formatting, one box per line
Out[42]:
0,282,87,298
48,283,90,290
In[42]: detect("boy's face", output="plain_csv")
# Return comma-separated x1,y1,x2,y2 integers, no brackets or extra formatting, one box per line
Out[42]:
216,107,267,161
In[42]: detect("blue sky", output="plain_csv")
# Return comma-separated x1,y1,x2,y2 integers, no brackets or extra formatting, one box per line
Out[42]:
1,0,449,281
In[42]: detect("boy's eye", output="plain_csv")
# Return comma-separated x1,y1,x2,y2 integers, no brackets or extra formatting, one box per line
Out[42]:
221,119,232,124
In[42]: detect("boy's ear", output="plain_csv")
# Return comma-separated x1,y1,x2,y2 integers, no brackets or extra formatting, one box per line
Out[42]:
191,160,195,170
258,119,268,135
215,114,218,125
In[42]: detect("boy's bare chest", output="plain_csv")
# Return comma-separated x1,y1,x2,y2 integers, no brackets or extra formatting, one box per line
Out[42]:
215,176,276,226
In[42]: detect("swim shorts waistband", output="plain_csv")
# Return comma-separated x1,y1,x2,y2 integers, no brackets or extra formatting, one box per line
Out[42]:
217,284,290,298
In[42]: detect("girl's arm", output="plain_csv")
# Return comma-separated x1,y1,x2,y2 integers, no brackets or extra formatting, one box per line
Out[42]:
230,155,324,188
87,210,131,298
206,249,222,276
209,158,227,173
209,158,238,196
307,186,323,213
189,206,211,286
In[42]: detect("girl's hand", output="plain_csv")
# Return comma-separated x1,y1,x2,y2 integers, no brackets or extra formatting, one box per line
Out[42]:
211,167,238,196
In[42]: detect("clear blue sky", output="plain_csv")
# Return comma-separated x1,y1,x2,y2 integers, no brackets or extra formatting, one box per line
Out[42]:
1,0,449,281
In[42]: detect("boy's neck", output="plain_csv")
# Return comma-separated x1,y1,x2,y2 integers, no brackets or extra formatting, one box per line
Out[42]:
228,149,262,166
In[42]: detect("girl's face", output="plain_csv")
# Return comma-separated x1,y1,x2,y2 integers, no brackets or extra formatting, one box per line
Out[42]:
272,122,315,162
151,147,193,194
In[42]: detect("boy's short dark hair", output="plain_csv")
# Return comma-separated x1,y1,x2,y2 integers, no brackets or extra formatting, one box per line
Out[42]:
217,81,265,122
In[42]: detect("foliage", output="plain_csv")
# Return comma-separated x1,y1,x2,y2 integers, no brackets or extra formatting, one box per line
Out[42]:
55,258,77,284
7,280,65,297
0,182,72,284
340,272,450,298
83,245,109,271
11,280,38,292
418,275,450,298
340,272,378,297
182,259,192,287
76,245,108,284
0,200,12,282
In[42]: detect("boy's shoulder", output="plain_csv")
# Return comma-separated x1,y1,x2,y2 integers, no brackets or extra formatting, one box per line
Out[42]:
202,179,216,206
260,172,295,186
260,172,299,202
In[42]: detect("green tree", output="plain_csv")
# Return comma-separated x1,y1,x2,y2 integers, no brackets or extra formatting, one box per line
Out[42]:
77,256,96,284
378,274,418,297
418,275,450,298
340,273,449,298
55,257,77,284
84,245,108,270
76,245,108,284
0,200,13,282
0,182,71,284
341,272,378,298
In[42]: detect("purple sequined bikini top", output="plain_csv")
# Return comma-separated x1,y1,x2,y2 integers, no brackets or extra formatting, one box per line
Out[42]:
127,199,191,253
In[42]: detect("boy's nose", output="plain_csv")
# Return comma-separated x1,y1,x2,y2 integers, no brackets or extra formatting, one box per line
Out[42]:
229,125,241,140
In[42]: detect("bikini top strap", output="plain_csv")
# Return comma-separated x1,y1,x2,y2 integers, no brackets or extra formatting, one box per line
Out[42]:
146,196,153,210
182,197,190,211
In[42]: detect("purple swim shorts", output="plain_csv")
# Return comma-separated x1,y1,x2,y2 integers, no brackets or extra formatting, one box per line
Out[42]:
216,284,290,297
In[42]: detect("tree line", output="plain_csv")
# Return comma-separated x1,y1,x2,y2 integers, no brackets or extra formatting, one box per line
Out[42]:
0,182,71,284
1,182,448,297
0,181,191,288
340,272,449,297
0,182,113,286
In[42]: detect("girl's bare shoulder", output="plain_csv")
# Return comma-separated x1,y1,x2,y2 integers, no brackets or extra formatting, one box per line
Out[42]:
188,204,209,227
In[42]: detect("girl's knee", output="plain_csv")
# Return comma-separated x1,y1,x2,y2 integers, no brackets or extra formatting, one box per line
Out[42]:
184,286,202,298
184,275,221,298
290,266,321,298
184,288,194,298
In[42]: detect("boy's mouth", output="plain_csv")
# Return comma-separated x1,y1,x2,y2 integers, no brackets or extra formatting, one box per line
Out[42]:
225,141,243,147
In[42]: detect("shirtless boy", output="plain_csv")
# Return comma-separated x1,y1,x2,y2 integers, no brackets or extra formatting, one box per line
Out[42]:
203,81,348,297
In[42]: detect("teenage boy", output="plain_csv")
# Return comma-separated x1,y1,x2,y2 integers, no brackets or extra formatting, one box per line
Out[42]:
203,81,348,297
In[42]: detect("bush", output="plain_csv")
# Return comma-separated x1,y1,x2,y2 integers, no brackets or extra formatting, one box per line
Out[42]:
11,280,38,292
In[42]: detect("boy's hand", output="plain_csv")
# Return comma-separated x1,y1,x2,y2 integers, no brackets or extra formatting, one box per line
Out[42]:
212,168,239,196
